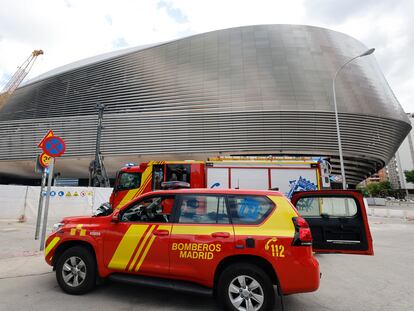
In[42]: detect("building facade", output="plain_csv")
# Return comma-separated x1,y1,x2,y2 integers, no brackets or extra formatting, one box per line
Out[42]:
386,157,401,190
385,113,414,192
0,25,410,185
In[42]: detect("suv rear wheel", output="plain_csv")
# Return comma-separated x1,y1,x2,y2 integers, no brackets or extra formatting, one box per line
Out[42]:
217,263,275,311
55,246,96,295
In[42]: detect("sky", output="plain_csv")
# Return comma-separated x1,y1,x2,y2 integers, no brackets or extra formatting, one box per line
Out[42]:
0,0,413,112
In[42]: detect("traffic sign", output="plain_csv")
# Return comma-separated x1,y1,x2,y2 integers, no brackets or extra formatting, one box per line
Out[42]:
39,152,51,168
43,136,66,157
38,130,54,148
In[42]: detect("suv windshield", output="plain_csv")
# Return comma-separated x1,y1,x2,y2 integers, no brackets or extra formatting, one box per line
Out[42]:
117,172,142,190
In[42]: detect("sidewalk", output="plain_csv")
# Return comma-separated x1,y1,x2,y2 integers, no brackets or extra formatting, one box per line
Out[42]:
0,222,51,279
367,205,414,220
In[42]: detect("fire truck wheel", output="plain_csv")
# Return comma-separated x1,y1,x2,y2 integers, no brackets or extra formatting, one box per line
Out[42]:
55,246,96,295
217,263,275,311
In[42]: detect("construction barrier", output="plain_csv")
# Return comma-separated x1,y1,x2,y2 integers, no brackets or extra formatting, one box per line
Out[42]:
0,185,113,223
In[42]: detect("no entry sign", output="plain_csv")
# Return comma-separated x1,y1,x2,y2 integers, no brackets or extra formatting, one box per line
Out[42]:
42,136,66,157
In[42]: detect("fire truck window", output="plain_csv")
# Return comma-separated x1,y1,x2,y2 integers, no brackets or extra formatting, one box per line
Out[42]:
121,196,175,223
228,196,274,224
178,195,229,224
152,165,164,190
117,172,141,191
166,164,190,183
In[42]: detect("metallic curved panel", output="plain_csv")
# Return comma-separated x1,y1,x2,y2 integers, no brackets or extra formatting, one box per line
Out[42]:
0,25,410,184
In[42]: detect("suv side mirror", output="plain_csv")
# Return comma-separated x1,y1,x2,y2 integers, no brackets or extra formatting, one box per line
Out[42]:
93,202,113,217
112,209,120,223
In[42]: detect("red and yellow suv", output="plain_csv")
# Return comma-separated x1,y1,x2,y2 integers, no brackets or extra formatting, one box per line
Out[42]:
45,189,373,311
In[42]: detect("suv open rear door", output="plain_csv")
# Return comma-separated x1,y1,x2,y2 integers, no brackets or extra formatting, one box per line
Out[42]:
291,190,373,255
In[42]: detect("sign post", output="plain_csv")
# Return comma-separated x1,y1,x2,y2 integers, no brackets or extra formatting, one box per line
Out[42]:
39,157,54,251
36,130,66,251
34,168,47,240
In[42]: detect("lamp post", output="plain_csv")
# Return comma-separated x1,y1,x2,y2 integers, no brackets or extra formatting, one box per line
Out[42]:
332,48,375,189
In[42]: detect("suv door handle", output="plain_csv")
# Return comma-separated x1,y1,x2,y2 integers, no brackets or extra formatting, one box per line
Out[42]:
153,229,169,236
211,232,230,238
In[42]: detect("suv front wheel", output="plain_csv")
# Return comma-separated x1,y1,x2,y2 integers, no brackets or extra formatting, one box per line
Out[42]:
55,246,96,295
217,263,275,311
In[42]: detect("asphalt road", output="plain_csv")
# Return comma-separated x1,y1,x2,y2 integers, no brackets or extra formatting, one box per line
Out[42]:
0,217,413,311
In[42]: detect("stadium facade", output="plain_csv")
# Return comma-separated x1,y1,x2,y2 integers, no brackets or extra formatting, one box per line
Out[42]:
0,24,410,186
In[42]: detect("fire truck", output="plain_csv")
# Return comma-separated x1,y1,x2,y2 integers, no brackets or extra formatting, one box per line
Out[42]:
109,157,331,209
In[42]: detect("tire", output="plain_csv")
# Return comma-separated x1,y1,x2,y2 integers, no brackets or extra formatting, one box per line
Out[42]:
55,246,96,295
217,263,275,311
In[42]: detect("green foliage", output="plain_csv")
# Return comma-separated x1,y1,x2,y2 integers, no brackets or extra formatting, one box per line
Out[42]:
404,170,414,183
356,184,369,197
360,181,392,197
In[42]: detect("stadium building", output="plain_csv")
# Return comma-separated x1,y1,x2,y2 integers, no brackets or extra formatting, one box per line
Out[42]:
0,24,410,186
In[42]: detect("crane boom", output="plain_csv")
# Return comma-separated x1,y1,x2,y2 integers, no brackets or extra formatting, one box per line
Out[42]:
0,49,44,108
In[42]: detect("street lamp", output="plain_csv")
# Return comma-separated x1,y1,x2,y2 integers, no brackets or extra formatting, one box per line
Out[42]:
332,48,375,189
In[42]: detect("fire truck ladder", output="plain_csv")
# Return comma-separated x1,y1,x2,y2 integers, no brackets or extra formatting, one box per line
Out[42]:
0,49,44,108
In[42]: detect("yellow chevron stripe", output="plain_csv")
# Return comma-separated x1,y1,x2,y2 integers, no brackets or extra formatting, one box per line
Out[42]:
135,235,156,272
77,224,86,236
45,237,60,256
128,225,155,271
118,161,155,208
130,160,163,200
118,189,140,209
135,224,169,272
70,224,86,236
108,225,149,270
131,174,152,200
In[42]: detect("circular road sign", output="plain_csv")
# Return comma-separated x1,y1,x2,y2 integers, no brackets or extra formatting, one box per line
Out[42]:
43,136,66,157
39,152,52,168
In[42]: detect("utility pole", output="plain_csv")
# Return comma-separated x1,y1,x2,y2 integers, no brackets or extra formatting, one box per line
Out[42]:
89,103,110,187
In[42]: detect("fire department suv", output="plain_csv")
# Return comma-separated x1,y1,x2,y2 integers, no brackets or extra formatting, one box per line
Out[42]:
45,188,373,311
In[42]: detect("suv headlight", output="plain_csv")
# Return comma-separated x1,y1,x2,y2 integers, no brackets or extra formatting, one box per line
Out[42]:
52,222,64,233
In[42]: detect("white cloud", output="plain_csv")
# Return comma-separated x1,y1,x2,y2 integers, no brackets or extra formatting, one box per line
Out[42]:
0,0,413,113
168,0,306,33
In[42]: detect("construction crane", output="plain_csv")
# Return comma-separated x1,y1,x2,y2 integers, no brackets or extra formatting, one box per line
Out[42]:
88,103,110,188
0,49,44,108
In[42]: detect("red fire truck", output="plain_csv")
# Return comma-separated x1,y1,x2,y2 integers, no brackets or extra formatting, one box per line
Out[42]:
109,158,331,209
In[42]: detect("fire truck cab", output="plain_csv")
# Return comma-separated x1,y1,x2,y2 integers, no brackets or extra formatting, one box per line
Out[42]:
110,161,205,208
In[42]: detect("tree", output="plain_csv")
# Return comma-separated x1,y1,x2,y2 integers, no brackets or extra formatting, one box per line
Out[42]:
364,181,392,197
356,184,369,197
404,170,414,183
